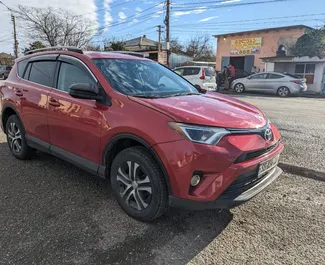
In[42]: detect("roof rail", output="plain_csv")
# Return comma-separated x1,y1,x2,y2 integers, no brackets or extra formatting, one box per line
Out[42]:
24,46,83,55
109,51,147,58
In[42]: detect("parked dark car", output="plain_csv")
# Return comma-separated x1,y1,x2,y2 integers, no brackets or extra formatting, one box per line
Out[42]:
0,66,12,79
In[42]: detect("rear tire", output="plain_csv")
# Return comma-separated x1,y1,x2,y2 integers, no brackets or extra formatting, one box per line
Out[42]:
110,146,169,222
5,115,35,160
277,86,290,97
234,83,245,93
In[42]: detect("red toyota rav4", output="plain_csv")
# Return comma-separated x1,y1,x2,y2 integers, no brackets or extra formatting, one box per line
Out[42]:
0,47,283,221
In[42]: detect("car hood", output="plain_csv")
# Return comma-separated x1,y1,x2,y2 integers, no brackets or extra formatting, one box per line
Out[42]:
129,93,267,129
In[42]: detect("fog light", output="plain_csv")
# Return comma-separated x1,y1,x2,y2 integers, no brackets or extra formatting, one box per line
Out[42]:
191,175,201,186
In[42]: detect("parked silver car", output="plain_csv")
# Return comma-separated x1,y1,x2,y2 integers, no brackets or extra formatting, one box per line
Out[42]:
231,72,307,97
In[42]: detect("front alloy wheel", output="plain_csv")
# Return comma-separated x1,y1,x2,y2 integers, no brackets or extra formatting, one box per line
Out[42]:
117,161,152,211
110,147,168,222
234,83,245,93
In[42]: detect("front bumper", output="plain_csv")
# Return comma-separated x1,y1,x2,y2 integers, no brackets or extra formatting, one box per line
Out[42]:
169,166,282,210
153,124,283,206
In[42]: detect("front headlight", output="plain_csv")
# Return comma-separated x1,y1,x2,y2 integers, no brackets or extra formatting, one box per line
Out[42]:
168,122,230,145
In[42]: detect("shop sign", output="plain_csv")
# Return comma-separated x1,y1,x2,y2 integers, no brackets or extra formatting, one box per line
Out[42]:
230,37,262,55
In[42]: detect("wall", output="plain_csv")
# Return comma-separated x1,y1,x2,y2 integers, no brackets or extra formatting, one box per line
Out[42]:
216,27,308,71
312,63,325,93
273,62,324,93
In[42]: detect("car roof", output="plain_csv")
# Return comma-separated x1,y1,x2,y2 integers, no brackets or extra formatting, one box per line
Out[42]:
16,50,151,63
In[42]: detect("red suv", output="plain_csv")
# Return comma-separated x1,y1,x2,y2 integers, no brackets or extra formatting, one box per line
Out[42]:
0,47,283,221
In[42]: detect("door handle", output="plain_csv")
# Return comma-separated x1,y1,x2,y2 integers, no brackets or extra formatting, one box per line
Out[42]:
15,90,23,97
49,98,61,107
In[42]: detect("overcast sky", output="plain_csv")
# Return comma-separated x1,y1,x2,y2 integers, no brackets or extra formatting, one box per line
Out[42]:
1,0,325,55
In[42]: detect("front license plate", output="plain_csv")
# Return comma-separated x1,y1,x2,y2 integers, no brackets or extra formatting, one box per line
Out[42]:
258,155,279,176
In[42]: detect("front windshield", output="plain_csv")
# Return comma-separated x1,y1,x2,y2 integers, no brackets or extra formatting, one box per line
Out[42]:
93,59,198,98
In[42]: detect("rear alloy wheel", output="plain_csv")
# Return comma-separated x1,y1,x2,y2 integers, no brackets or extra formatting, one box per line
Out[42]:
234,83,245,93
110,147,168,222
277,86,290,97
5,115,35,160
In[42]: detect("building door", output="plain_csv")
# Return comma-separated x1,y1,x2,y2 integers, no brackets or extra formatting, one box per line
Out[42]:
244,55,254,74
221,56,230,69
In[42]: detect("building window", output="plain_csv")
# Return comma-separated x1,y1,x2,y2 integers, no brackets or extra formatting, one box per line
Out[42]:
295,64,315,84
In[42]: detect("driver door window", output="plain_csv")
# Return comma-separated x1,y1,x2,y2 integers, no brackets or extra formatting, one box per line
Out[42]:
57,62,96,92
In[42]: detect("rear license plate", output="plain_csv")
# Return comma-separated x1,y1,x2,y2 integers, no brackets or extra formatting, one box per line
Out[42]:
258,155,279,176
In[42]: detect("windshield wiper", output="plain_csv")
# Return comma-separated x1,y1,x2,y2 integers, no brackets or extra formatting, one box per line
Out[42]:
169,92,200,97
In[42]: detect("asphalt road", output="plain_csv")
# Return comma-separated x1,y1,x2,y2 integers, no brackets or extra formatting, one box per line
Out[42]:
0,95,324,265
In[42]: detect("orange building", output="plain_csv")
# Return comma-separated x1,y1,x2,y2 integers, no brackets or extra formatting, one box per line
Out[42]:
214,25,312,73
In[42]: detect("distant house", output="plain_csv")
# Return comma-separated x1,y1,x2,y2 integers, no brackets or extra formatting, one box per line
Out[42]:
124,35,193,68
0,52,14,66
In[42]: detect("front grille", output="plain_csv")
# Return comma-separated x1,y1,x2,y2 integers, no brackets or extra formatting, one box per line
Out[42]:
234,141,279,164
220,170,271,199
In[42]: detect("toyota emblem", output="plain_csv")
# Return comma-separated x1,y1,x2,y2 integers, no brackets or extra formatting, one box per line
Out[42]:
264,128,273,141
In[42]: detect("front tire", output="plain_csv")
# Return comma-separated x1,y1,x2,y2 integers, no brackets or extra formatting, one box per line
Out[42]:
277,86,290,97
234,83,245,93
110,146,169,222
5,115,34,160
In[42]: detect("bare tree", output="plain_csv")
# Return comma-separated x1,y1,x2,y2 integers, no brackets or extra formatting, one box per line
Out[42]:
15,5,96,48
185,34,215,61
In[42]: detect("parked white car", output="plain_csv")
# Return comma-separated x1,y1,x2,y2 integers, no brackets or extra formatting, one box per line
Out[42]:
173,66,217,91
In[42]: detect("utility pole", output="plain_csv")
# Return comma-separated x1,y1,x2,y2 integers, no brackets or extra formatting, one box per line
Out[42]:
157,25,162,53
11,15,18,58
0,1,18,58
165,0,170,67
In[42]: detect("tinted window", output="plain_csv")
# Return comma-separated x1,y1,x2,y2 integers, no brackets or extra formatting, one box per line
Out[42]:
250,73,268,80
29,61,56,87
94,59,197,98
17,60,28,77
183,67,200,76
284,73,299,78
57,62,95,92
174,68,184,76
204,68,215,76
23,63,31,79
268,73,284,79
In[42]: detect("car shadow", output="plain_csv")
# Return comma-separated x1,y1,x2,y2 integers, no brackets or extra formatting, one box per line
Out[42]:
0,141,232,265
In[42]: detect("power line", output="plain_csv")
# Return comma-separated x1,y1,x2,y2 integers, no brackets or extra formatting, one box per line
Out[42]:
171,13,325,27
172,0,296,11
172,19,324,29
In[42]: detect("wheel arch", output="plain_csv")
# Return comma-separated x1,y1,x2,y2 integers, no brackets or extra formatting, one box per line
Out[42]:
1,104,21,132
102,133,173,196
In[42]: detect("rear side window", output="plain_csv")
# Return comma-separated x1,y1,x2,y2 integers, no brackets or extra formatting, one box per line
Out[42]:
174,68,184,76
17,60,28,77
28,61,56,87
183,67,200,76
204,68,215,76
57,62,95,92
267,73,284,79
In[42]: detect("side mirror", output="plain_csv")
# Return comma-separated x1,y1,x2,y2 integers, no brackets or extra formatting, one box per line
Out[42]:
69,83,102,101
194,84,207,94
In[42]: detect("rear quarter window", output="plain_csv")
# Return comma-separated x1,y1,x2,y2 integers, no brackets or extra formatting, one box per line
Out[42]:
17,60,28,77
